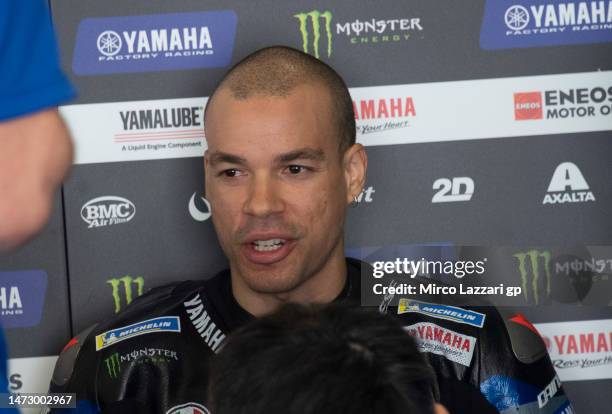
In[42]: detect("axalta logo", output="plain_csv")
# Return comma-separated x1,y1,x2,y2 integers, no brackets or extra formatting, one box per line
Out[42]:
95,316,181,351
353,96,416,135
514,86,612,120
404,322,477,367
166,403,210,414
73,11,237,75
481,1,612,50
189,193,212,222
0,270,47,329
432,177,474,203
81,196,136,228
293,10,424,59
543,162,596,204
107,275,145,313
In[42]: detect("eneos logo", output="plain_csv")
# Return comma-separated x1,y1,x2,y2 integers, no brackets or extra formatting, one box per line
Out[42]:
514,86,612,120
81,196,136,229
514,92,543,120
73,11,237,75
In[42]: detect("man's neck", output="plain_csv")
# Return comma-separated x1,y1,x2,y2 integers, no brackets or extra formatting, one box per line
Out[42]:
230,248,348,317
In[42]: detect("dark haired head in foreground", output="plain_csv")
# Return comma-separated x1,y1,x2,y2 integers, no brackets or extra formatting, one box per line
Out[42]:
209,304,448,414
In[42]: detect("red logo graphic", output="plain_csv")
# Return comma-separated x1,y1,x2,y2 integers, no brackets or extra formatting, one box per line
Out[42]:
62,338,79,353
514,92,543,120
510,313,541,336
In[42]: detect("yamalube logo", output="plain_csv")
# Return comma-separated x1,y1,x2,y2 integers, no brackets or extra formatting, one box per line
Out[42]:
543,162,595,204
81,196,136,228
189,193,212,222
73,11,237,75
432,177,474,203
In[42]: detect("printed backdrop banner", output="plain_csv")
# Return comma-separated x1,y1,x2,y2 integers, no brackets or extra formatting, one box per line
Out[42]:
0,0,609,413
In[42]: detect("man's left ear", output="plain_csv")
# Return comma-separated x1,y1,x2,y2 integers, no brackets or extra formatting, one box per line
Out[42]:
343,143,367,204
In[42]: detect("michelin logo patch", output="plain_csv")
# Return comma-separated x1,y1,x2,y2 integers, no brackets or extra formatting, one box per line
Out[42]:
398,299,486,328
95,316,181,351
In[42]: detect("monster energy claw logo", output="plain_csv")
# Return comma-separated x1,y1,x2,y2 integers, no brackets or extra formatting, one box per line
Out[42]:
104,353,121,378
514,250,552,305
107,275,145,313
294,10,333,58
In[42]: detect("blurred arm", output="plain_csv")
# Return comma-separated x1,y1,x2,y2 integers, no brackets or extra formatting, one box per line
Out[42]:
0,108,73,250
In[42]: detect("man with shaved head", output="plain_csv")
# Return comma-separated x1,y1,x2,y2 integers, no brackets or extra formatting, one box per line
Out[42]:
49,46,571,414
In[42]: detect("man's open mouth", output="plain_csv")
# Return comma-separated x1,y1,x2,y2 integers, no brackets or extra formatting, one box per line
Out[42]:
252,239,286,252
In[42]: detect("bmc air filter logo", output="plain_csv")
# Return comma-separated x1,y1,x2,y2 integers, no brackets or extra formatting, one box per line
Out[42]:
72,11,237,75
81,196,136,228
480,1,612,50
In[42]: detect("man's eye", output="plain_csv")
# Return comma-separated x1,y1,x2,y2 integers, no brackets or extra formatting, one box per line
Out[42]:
221,169,241,177
286,165,307,174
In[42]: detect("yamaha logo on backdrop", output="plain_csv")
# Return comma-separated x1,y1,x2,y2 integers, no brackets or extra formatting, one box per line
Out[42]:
481,0,612,50
81,196,136,228
73,11,237,75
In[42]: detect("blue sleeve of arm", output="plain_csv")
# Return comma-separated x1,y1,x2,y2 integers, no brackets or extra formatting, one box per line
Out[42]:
0,0,75,121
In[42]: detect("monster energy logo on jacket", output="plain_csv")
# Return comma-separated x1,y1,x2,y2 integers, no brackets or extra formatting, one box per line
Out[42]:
104,353,121,379
103,348,178,379
108,276,145,313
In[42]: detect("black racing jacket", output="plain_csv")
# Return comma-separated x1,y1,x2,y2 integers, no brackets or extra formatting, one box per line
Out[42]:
49,258,573,414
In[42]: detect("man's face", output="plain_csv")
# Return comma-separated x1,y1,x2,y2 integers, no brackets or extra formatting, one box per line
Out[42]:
204,84,354,295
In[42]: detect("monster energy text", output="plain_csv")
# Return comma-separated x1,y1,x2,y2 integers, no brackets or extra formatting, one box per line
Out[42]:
104,348,178,379
108,275,145,313
294,10,424,58
514,250,552,305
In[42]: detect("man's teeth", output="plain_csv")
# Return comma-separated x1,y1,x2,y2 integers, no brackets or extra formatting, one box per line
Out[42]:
252,239,285,251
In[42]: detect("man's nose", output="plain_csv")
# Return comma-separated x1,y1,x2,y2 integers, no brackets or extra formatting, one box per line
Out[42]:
242,174,284,217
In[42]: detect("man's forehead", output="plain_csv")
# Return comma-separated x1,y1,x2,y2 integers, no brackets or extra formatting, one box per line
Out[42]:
207,147,327,165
